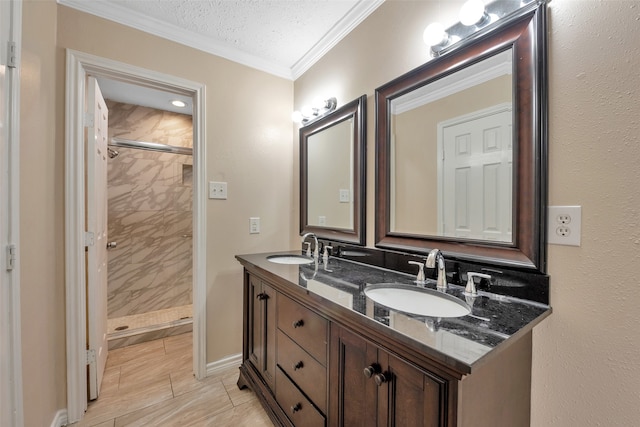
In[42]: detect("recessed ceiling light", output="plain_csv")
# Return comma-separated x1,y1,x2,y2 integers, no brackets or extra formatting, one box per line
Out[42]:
171,100,187,108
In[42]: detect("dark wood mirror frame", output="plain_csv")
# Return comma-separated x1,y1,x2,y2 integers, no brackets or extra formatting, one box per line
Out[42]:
300,95,367,245
375,5,547,272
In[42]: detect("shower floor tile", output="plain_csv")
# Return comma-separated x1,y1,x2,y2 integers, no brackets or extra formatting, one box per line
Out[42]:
107,304,192,336
107,305,193,349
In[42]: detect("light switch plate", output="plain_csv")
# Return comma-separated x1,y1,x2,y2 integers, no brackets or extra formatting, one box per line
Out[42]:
209,181,227,199
249,217,260,234
339,189,350,203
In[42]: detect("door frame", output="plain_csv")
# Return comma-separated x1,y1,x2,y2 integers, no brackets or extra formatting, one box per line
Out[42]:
0,1,23,426
64,49,207,423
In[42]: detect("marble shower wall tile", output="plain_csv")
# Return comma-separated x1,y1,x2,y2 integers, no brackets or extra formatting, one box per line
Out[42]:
106,101,193,318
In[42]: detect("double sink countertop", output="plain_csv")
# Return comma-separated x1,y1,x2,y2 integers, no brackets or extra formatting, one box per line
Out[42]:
236,251,551,375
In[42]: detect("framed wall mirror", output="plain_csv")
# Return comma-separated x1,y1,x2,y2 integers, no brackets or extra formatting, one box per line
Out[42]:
301,95,366,245
375,5,547,272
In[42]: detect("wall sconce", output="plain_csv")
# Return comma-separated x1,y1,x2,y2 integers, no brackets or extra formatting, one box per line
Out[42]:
292,97,338,124
424,0,545,57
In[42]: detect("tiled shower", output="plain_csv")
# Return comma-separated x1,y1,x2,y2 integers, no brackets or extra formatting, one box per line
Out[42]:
105,101,193,349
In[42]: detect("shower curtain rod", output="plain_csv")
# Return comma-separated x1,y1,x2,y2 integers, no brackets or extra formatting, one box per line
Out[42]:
109,137,193,156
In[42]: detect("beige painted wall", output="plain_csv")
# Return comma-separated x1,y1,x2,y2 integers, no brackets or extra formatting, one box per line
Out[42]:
21,0,293,424
294,0,640,425
20,1,67,425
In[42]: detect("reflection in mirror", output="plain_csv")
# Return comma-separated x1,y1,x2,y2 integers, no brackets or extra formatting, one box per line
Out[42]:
300,95,366,245
390,49,513,242
376,4,547,272
307,119,353,229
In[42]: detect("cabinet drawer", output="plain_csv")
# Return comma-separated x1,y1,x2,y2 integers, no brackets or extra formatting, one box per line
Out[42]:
276,367,325,427
277,330,327,412
278,294,328,365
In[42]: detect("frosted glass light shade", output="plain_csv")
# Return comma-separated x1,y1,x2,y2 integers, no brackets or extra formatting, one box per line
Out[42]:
460,0,486,26
423,23,448,47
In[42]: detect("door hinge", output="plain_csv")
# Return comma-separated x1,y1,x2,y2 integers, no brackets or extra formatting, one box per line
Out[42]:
6,41,17,68
85,231,95,247
6,244,16,271
86,349,96,365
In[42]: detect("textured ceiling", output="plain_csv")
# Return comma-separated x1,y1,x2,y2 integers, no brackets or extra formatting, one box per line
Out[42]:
59,0,384,80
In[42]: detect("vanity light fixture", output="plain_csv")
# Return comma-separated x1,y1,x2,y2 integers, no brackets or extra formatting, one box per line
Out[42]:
424,0,545,57
171,99,187,108
292,97,338,125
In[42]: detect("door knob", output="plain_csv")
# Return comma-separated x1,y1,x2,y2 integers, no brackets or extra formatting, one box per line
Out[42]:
106,241,117,249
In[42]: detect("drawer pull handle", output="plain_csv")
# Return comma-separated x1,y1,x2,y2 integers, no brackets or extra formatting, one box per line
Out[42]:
363,365,376,378
293,361,304,370
291,403,302,414
292,319,304,328
256,293,268,300
374,373,388,386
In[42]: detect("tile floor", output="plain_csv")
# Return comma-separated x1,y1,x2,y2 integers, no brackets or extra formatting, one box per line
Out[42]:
70,332,274,426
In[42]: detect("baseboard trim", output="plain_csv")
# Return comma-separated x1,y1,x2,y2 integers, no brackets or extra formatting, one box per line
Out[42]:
51,409,68,427
206,353,242,377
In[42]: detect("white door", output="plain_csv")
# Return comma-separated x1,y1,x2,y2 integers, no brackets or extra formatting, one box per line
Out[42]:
86,76,109,400
439,105,512,241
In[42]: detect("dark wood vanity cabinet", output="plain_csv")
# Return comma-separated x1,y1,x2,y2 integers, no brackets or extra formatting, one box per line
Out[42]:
329,325,446,427
239,266,535,427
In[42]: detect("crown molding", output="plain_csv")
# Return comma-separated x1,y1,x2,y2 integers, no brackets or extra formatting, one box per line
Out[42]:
58,0,294,79
291,0,385,80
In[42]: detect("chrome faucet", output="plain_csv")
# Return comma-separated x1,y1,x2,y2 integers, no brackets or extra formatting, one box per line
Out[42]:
426,249,447,291
301,232,320,259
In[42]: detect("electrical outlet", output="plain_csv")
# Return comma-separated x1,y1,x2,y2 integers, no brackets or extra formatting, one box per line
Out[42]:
318,216,327,226
209,181,227,199
548,206,581,246
249,217,260,234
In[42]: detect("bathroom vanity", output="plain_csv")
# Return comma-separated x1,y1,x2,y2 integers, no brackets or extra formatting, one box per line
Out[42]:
236,251,550,427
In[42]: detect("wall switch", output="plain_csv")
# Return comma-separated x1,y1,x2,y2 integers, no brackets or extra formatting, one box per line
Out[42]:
548,206,581,246
339,189,350,203
209,181,227,199
249,217,260,234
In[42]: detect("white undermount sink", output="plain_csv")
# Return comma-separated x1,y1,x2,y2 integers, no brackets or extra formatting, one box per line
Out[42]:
364,284,471,318
267,254,314,265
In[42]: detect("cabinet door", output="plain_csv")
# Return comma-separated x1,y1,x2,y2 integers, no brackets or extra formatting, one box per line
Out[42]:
246,275,276,389
379,351,447,427
329,325,378,427
330,324,447,427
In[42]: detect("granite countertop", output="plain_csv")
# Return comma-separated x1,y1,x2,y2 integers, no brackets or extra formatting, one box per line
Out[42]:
236,251,551,374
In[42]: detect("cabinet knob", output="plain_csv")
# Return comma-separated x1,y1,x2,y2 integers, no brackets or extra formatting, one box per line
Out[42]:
363,365,376,378
292,319,304,328
293,361,304,371
374,373,388,386
256,293,268,300
291,403,302,414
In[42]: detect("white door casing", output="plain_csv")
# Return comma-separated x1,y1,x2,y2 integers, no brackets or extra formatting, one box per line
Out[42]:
0,0,23,426
86,77,109,400
65,49,207,423
438,103,513,241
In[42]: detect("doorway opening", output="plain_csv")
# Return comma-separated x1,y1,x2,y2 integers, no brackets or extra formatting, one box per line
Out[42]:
101,92,195,351
64,49,207,424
